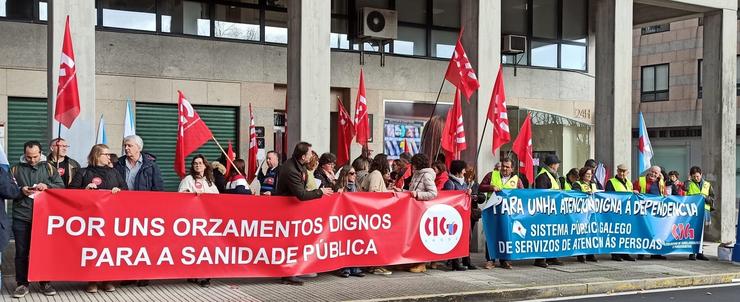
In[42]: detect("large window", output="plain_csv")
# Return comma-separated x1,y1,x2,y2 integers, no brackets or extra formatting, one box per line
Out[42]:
0,0,47,21
393,0,459,58
502,0,588,71
641,64,669,102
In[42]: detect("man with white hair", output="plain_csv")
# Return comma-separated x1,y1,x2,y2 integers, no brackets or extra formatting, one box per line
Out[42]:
113,135,164,287
114,135,163,192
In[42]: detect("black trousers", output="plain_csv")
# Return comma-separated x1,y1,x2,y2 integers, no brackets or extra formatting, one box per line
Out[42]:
13,219,32,286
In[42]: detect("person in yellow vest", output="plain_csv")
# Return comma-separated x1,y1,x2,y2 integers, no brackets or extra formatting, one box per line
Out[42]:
479,157,523,269
634,166,669,260
533,154,563,268
561,168,578,190
572,167,599,263
685,166,714,261
605,164,637,262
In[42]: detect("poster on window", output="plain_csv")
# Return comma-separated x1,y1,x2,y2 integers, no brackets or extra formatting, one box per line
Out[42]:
384,119,424,159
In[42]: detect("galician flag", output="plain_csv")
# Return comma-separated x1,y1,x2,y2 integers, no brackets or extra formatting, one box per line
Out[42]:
124,99,136,137
96,115,107,145
638,112,653,174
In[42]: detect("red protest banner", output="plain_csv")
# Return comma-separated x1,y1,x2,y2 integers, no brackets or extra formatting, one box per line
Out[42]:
29,190,470,281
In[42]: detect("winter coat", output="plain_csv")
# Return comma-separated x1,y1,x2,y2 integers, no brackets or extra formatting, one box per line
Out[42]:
0,168,20,250
258,165,280,194
70,165,128,191
274,157,323,201
178,175,219,194
314,168,337,190
225,175,253,195
47,155,81,187
409,168,437,201
360,170,387,192
114,152,164,191
10,159,65,222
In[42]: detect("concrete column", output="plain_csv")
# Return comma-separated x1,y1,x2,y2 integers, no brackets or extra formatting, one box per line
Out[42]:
461,0,501,253
460,0,501,178
593,0,633,174
701,9,737,243
48,1,96,162
286,0,331,152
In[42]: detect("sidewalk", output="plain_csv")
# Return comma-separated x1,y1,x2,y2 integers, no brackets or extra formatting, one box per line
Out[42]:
1,246,738,302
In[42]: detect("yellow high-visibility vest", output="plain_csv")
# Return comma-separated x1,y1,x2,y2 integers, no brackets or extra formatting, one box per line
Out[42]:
537,168,560,190
608,177,633,192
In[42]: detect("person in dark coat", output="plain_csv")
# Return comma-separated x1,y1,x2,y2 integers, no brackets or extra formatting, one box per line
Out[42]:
274,142,333,285
313,153,337,190
70,144,127,293
113,135,163,287
114,135,164,193
257,151,280,195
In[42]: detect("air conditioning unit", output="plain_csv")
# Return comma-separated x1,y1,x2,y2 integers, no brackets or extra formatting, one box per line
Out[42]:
358,7,397,40
502,35,527,54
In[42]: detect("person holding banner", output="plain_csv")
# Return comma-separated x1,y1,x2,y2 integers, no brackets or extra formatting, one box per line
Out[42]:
360,154,391,194
335,165,366,277
408,153,438,273
70,144,127,293
443,160,482,271
274,142,333,286
225,159,252,195
561,168,578,191
573,167,599,263
634,166,669,260
686,166,714,261
10,141,64,298
533,154,564,268
257,151,281,195
0,156,20,292
47,137,80,187
605,164,638,262
178,154,219,195
314,153,338,190
114,135,163,287
479,157,522,269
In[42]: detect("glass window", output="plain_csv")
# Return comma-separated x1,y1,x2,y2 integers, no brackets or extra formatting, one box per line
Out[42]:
502,53,528,65
433,0,459,28
1,0,34,19
502,0,528,35
532,0,557,39
332,0,347,15
394,26,426,56
397,0,426,24
562,0,587,42
642,66,655,92
431,30,456,58
531,41,557,68
331,18,351,49
266,0,287,9
265,10,287,43
357,0,390,9
102,0,156,31
214,4,260,41
560,44,586,70
39,0,47,21
160,0,210,36
655,64,669,91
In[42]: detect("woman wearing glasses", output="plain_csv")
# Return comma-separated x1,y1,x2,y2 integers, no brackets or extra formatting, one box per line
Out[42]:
69,144,127,293
178,154,219,195
334,165,366,277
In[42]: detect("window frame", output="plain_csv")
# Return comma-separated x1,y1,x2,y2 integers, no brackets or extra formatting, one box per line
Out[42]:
502,0,589,72
697,56,740,99
0,0,46,23
640,63,670,102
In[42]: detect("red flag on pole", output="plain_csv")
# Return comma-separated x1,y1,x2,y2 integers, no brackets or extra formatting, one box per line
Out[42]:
512,113,534,184
354,69,370,147
54,16,81,129
488,65,511,153
224,141,235,177
444,29,479,101
441,88,467,167
247,104,258,184
337,99,355,167
175,91,213,178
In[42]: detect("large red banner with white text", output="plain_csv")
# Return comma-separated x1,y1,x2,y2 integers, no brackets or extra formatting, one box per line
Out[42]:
29,190,470,281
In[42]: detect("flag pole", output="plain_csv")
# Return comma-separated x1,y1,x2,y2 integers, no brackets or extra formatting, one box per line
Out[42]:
211,135,243,176
475,119,490,164
422,79,446,157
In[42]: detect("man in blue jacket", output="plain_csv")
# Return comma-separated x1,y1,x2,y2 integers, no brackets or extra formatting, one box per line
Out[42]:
114,135,163,287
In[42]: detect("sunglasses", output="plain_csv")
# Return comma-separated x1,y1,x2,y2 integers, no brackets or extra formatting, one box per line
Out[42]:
349,171,356,175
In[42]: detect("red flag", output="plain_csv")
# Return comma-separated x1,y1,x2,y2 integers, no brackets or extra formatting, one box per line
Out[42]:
224,141,235,177
488,65,510,153
354,69,370,146
54,16,81,129
444,29,479,101
512,113,534,184
336,99,355,167
175,91,213,178
247,104,258,184
441,88,467,167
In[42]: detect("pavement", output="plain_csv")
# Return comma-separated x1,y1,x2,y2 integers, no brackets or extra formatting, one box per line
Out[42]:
0,243,738,302
553,283,740,301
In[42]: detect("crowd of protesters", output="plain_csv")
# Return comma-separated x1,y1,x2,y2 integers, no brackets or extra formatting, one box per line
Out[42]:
0,137,716,297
